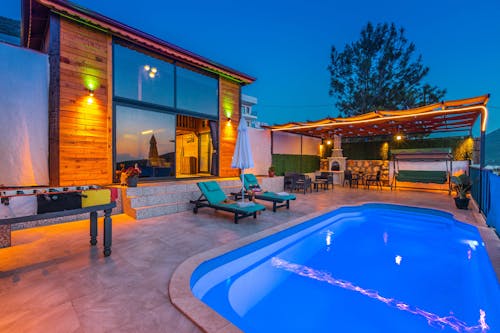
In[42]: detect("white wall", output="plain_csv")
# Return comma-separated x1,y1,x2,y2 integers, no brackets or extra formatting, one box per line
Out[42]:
245,128,271,176
273,132,321,155
0,43,49,186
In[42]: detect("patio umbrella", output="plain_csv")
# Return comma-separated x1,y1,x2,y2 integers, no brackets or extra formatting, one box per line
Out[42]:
148,134,159,160
231,120,254,203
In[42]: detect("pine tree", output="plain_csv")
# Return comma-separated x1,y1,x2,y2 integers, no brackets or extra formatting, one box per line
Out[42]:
328,22,446,116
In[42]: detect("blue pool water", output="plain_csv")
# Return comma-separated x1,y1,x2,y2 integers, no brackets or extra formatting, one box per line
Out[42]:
191,204,500,333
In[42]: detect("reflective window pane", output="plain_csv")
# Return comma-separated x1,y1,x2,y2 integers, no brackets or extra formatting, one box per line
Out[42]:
176,66,218,116
114,44,174,106
116,105,176,178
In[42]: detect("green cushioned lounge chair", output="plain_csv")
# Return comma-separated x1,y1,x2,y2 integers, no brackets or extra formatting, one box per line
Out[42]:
236,174,296,212
190,181,266,223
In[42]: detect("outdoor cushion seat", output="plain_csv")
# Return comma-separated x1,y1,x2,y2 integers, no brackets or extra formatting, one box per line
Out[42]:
190,181,265,223
396,170,447,184
239,174,296,212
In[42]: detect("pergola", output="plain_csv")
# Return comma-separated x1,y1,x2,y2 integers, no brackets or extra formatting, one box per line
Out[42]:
268,95,489,164
267,95,490,210
268,95,489,139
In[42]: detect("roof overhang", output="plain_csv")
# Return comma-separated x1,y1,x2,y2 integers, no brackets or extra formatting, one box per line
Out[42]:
267,95,489,139
22,0,255,85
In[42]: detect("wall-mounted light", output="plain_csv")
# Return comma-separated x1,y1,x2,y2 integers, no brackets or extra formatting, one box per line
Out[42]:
326,140,332,145
88,88,94,97
395,135,403,141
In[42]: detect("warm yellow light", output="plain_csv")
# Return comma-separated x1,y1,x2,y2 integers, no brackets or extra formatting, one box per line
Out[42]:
87,96,94,104
326,140,332,145
396,135,402,141
481,106,488,132
141,129,154,135
149,72,155,78
151,67,157,73
144,65,150,71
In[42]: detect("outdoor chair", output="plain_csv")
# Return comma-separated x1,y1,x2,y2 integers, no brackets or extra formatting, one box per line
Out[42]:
284,172,299,192
234,174,296,212
190,181,265,223
343,170,359,188
294,174,313,194
320,172,334,190
365,170,382,190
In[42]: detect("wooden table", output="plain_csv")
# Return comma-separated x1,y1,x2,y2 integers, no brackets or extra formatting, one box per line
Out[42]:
0,202,116,256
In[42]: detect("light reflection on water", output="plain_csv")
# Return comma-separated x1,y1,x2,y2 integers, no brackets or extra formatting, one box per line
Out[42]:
271,257,489,333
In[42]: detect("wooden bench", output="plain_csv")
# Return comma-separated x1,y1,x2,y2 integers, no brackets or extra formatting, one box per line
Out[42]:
0,202,116,256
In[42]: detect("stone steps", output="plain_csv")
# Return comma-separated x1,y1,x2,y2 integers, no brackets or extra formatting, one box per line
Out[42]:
120,178,247,220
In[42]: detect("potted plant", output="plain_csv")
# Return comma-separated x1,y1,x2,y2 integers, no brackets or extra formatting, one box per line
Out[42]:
124,164,141,187
268,166,275,177
451,172,472,209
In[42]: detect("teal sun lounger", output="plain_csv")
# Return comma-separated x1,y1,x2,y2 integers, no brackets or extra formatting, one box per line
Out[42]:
234,174,296,212
190,181,265,223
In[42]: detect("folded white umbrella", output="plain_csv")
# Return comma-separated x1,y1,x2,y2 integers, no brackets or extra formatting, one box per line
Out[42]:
231,120,254,203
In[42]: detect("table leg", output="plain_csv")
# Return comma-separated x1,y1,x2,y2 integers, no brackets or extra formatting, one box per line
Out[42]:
90,211,98,246
103,208,112,256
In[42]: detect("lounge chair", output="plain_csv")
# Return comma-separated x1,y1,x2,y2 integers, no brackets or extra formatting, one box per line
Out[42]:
236,174,296,212
190,181,265,223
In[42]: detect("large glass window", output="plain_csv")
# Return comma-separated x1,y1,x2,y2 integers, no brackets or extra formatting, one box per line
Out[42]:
175,115,214,178
116,105,176,178
114,44,174,106
113,42,220,181
176,65,218,116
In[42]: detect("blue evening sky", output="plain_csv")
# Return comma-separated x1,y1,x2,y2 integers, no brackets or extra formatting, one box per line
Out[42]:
2,0,499,132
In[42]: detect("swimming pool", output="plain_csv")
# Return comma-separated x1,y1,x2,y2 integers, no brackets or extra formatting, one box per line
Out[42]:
191,204,500,333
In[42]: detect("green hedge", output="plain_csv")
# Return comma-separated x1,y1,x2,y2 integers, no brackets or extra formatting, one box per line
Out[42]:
272,154,320,176
342,137,472,160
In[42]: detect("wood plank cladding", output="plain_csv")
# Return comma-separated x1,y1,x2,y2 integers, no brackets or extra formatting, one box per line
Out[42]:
218,78,241,177
54,18,112,186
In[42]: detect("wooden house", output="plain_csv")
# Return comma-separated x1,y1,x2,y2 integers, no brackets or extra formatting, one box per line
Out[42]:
21,0,255,186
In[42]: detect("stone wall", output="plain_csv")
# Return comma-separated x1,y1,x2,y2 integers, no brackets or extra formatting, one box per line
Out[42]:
347,160,390,185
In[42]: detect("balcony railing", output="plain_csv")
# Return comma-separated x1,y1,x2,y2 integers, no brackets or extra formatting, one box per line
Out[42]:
470,166,499,233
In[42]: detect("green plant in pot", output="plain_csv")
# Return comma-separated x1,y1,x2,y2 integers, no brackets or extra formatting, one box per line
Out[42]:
268,166,275,177
451,172,472,209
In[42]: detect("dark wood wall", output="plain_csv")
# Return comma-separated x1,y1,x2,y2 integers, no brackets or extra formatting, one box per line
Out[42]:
219,78,241,177
51,17,112,186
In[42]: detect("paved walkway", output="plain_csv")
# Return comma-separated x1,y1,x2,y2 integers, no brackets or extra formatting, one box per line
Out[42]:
0,186,498,332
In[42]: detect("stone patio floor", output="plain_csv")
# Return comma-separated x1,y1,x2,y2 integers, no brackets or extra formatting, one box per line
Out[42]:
0,186,499,332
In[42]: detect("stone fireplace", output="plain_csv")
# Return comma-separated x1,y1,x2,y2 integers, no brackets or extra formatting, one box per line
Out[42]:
320,135,347,184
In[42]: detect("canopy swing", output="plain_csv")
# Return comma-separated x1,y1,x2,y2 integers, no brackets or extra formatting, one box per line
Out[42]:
390,148,453,194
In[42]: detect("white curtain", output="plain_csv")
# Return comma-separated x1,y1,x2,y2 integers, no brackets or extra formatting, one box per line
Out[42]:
0,43,49,186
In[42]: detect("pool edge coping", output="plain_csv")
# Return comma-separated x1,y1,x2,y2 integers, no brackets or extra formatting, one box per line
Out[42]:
169,201,494,333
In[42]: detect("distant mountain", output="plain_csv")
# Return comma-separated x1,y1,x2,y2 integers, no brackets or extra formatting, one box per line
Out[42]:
486,128,500,166
0,16,20,37
0,16,20,45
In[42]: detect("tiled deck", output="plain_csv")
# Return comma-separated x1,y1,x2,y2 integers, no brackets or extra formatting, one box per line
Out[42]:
0,186,498,332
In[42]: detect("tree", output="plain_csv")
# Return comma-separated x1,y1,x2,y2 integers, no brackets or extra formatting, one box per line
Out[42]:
328,22,446,116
